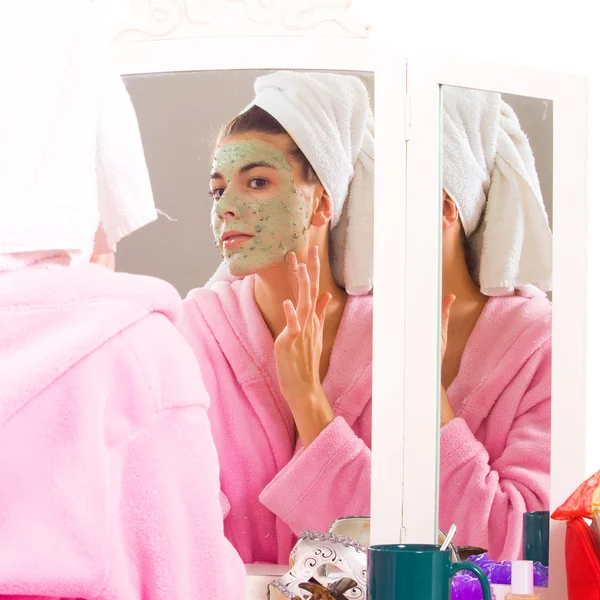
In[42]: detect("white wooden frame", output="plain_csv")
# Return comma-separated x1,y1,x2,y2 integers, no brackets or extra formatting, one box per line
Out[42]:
116,37,376,77
110,3,588,593
111,10,408,593
370,43,407,547
404,54,588,600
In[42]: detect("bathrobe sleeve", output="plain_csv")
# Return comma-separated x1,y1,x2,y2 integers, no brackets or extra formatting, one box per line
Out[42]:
102,315,245,600
259,415,371,534
438,340,551,561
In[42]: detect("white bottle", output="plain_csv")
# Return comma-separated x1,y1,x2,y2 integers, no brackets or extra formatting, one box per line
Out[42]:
506,560,540,600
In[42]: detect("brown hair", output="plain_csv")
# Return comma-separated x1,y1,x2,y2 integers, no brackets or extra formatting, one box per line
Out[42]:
217,105,318,183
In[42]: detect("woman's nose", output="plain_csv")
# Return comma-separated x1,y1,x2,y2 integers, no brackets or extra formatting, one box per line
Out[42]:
215,191,240,220
216,207,236,221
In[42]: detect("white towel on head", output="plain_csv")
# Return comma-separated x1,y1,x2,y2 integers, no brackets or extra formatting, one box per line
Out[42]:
0,0,157,268
443,86,552,296
205,71,374,296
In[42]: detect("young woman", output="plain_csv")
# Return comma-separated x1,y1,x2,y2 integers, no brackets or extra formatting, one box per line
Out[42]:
182,76,549,565
180,71,375,564
0,2,243,597
437,86,552,560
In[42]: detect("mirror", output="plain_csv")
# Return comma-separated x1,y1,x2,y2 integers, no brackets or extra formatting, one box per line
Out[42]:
117,69,375,566
437,85,553,578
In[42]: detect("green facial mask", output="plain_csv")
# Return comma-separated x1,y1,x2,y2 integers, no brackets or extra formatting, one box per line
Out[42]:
211,139,311,276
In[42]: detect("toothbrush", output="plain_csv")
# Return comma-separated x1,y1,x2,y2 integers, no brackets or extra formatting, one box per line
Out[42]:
441,524,457,551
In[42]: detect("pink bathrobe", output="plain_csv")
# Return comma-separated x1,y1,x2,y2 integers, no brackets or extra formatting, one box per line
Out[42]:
440,294,552,560
181,277,550,564
0,264,244,599
180,276,373,564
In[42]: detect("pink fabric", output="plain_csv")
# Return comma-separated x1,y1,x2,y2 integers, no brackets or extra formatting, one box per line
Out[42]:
0,264,244,599
440,295,552,560
180,276,372,564
180,276,549,565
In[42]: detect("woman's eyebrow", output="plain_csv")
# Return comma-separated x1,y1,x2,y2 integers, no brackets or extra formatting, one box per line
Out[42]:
210,161,276,180
239,161,277,174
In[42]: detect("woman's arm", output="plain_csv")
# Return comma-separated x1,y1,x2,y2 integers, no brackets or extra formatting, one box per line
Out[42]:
267,248,372,533
439,344,551,560
106,316,245,599
106,405,245,598
274,247,335,447
259,415,371,535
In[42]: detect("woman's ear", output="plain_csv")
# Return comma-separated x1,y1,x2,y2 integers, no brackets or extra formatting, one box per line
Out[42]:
311,186,333,228
90,252,115,271
442,191,461,231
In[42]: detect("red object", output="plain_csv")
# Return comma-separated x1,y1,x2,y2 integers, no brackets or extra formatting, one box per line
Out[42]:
565,518,600,600
552,470,600,520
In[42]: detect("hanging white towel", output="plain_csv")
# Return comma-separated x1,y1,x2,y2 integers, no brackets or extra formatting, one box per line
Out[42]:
0,0,157,266
443,86,552,296
206,71,374,296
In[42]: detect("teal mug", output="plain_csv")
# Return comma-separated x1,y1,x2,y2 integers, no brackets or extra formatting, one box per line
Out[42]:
368,544,492,600
523,511,550,566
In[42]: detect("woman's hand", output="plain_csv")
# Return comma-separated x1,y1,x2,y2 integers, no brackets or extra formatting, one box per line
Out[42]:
274,246,335,446
440,294,456,427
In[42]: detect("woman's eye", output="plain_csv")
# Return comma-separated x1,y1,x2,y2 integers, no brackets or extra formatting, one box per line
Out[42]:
249,178,268,190
210,187,225,200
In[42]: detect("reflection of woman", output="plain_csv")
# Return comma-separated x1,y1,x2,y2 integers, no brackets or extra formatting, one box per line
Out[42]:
438,87,553,560
0,2,243,597
180,72,374,564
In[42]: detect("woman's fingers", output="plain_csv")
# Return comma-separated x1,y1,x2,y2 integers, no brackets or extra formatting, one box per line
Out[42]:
308,246,320,311
316,293,332,328
442,295,456,325
441,294,456,358
296,263,312,325
282,299,302,338
286,247,321,328
286,252,299,304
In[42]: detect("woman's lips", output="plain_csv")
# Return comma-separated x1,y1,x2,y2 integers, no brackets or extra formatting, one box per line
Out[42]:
222,232,254,249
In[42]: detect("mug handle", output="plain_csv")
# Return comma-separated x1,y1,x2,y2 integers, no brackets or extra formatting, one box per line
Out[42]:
449,562,492,600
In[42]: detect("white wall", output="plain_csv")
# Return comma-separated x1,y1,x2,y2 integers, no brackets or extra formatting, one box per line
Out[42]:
118,70,265,295
113,0,597,477
502,93,553,230
118,69,374,296
376,0,598,477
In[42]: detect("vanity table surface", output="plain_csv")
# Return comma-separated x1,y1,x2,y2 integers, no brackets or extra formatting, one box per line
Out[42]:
244,565,550,600
246,564,288,600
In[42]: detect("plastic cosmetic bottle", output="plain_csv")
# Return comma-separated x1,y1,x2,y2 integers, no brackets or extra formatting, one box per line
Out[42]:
506,560,539,600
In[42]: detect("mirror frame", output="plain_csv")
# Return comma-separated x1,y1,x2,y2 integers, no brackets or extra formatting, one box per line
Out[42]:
110,5,587,594
109,7,408,591
403,54,588,600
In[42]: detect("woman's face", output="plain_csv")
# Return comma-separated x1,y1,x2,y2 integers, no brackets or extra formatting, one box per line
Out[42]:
209,133,313,277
